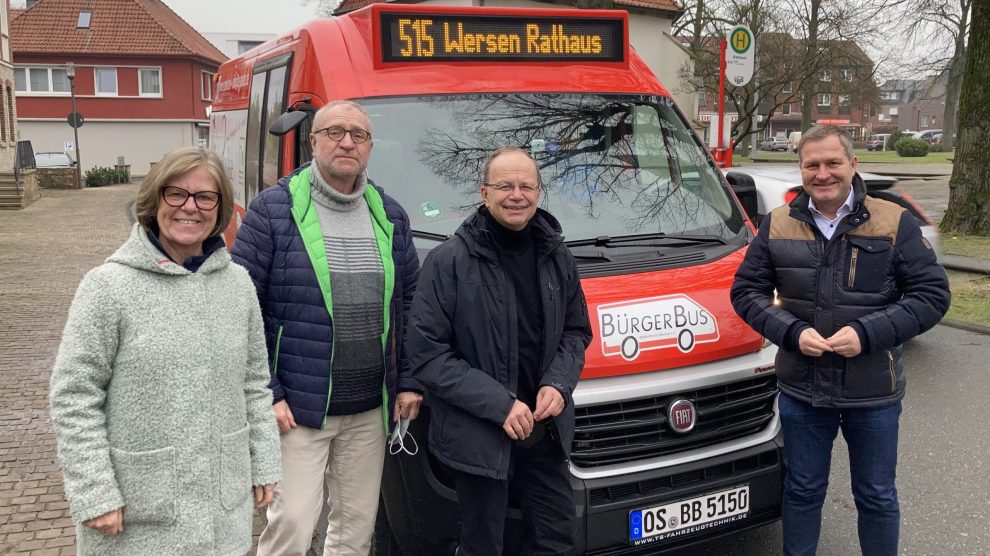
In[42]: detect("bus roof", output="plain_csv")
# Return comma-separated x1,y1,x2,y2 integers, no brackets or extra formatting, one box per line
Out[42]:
214,4,670,110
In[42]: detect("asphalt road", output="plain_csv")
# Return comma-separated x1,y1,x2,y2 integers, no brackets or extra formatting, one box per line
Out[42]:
667,324,990,555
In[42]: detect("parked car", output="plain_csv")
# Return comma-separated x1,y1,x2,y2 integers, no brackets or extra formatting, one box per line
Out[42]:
866,134,890,151
787,131,802,152
760,137,790,151
912,129,942,143
34,152,76,168
725,165,941,261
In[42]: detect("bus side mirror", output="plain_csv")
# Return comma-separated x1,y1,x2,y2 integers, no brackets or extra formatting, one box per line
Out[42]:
725,171,758,222
269,110,309,136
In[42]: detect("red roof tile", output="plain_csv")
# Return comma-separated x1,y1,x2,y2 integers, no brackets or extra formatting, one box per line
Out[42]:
334,0,683,17
11,0,226,64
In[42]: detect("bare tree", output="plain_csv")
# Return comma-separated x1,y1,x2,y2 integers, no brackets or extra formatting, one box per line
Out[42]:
939,0,988,234
678,0,884,148
895,0,971,148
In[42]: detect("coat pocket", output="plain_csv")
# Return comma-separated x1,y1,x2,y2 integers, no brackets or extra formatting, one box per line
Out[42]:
219,425,252,511
109,446,178,525
844,236,892,293
841,350,897,399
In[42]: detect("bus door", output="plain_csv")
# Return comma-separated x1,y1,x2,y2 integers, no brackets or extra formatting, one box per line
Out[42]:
244,54,291,202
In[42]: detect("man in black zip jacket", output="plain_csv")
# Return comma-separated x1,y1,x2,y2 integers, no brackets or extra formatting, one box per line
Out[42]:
731,125,949,556
406,147,592,555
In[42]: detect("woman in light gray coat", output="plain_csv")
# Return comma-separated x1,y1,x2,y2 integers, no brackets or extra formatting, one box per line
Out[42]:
50,147,281,555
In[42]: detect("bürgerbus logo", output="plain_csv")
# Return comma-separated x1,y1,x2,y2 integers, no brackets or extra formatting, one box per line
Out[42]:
597,295,719,360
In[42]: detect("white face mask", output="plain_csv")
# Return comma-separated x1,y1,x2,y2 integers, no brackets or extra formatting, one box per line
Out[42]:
388,417,418,456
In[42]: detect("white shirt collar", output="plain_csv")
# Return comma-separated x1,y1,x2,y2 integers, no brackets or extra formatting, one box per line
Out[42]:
808,187,855,219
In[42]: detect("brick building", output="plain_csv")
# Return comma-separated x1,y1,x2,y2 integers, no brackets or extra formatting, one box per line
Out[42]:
11,0,226,176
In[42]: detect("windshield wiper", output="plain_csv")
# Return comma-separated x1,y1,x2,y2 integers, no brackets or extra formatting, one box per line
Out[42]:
569,249,612,262
566,233,728,248
412,230,451,242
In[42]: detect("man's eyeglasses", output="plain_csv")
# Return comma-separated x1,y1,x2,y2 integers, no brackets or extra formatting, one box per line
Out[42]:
313,126,371,144
484,182,540,194
161,186,221,210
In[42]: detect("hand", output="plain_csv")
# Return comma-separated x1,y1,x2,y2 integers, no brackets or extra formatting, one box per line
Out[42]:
83,508,123,536
273,400,297,434
394,392,423,421
827,326,862,358
254,484,275,509
798,328,833,357
533,386,565,421
502,400,534,440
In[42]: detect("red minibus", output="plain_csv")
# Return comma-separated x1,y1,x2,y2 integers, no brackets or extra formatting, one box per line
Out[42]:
211,5,781,554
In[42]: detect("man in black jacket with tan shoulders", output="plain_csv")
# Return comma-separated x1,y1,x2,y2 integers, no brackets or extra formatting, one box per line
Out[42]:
406,146,592,556
731,125,950,556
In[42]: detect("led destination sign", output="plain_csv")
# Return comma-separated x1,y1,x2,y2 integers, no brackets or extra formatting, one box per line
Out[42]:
380,13,625,62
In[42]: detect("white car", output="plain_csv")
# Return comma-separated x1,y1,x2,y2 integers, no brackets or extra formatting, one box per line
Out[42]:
725,165,942,260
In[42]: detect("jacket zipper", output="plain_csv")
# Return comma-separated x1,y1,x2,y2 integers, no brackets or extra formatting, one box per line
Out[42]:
886,350,895,391
848,246,859,288
271,325,284,375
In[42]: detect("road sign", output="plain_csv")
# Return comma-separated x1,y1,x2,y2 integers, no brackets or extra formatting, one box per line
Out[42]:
67,111,85,128
725,25,754,87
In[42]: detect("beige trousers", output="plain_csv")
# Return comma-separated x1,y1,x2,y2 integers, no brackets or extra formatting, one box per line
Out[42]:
257,407,386,556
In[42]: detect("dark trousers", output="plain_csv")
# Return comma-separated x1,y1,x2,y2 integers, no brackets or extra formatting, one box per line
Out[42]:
452,431,575,556
778,393,902,556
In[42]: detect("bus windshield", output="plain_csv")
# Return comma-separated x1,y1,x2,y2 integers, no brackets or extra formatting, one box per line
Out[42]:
361,94,746,241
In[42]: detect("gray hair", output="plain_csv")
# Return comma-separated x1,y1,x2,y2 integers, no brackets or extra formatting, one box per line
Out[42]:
313,100,373,134
797,125,854,162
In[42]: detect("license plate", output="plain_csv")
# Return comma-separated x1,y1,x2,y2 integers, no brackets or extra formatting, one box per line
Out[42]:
629,485,749,544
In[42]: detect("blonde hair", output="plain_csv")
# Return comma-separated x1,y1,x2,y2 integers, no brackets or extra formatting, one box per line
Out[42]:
135,147,235,237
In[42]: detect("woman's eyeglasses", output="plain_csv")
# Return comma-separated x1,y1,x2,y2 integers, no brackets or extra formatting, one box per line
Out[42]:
161,186,221,210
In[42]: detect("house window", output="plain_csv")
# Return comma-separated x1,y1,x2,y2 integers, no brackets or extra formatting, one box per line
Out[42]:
782,103,791,115
821,70,831,82
921,114,930,127
77,10,92,29
0,86,7,142
818,94,831,106
13,66,70,94
237,41,264,55
841,68,853,81
782,83,793,94
201,71,214,101
139,68,161,96
838,95,851,115
95,67,117,95
889,107,899,116
696,90,706,106
6,85,14,143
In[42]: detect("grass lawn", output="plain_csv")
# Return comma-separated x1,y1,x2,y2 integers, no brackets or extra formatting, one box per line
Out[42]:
731,149,954,166
946,270,990,328
941,234,990,259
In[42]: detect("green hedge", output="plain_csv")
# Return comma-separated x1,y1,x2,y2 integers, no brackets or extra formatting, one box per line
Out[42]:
886,131,906,151
895,137,929,157
84,166,130,187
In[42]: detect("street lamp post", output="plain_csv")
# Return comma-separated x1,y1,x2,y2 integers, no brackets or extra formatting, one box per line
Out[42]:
65,62,83,188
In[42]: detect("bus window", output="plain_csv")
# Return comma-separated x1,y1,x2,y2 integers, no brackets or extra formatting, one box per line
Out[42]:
261,65,287,188
244,72,266,202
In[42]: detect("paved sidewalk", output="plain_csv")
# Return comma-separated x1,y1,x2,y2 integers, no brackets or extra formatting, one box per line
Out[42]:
0,185,136,554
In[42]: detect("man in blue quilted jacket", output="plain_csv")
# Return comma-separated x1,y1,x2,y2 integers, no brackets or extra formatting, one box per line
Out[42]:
731,125,949,556
231,100,421,556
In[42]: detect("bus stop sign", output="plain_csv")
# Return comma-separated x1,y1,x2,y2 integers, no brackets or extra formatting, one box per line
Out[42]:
725,25,754,87
67,111,85,128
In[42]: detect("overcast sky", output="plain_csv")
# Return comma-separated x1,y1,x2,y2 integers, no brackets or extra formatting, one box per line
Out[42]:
11,0,321,35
